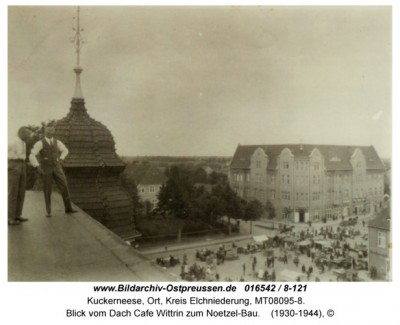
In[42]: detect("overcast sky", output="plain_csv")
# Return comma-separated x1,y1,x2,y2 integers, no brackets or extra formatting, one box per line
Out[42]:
8,6,392,158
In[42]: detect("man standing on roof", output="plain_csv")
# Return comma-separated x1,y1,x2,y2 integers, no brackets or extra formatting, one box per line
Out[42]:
29,126,77,218
8,126,33,225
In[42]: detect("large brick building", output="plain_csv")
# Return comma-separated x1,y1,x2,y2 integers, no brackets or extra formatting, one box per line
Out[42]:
229,144,386,223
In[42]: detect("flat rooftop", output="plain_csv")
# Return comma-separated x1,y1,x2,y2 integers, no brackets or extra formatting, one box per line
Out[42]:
8,191,176,282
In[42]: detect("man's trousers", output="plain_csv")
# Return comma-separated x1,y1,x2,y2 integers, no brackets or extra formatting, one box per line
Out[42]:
8,160,26,222
42,164,72,214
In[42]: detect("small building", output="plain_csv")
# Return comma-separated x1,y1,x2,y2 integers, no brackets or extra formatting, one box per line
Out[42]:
368,205,391,280
124,164,167,209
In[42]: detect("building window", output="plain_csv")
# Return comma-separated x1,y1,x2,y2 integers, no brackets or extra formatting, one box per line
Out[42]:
149,185,155,193
283,161,289,169
312,192,320,201
271,190,275,200
314,162,319,170
378,231,386,248
152,199,158,209
281,191,290,200
140,187,145,193
256,161,261,168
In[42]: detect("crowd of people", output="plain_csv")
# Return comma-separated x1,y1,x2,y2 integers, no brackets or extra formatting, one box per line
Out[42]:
154,215,369,282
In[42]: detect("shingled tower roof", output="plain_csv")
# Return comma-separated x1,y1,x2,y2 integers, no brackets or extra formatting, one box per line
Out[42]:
53,7,138,240
55,98,126,169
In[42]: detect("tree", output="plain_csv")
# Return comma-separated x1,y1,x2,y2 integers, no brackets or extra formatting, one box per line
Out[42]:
210,183,244,234
157,166,195,219
208,171,228,185
193,167,208,184
244,200,264,234
265,200,276,220
244,200,264,220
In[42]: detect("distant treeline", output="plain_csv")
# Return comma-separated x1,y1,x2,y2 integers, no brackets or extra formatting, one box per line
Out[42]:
120,156,232,172
121,156,232,163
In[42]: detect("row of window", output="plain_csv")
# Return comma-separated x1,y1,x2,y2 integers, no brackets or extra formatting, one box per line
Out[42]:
354,187,383,198
328,173,383,183
233,173,384,186
296,192,309,201
264,188,384,202
232,173,250,182
237,186,384,201
290,161,321,171
355,174,383,183
281,191,320,201
139,184,162,194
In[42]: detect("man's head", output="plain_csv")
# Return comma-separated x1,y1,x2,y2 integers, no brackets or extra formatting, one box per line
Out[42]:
17,127,32,142
44,126,55,138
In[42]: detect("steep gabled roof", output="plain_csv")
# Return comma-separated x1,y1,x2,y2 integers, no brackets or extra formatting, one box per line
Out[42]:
230,144,386,171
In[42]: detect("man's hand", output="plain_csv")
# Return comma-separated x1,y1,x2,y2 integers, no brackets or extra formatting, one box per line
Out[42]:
36,165,44,175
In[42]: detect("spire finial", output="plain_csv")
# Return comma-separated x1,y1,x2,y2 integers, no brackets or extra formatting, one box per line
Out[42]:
73,6,83,66
72,6,84,99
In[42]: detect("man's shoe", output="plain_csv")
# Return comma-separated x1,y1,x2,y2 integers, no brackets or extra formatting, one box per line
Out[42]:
65,209,78,214
8,219,21,225
46,213,52,218
16,217,28,222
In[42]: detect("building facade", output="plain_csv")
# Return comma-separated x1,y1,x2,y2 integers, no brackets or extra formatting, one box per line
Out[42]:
229,144,386,223
368,205,391,280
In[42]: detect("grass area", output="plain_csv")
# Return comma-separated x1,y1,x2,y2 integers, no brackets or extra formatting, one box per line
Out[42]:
135,215,222,244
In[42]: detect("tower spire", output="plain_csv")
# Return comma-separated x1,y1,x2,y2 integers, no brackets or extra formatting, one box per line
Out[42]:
72,6,84,99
